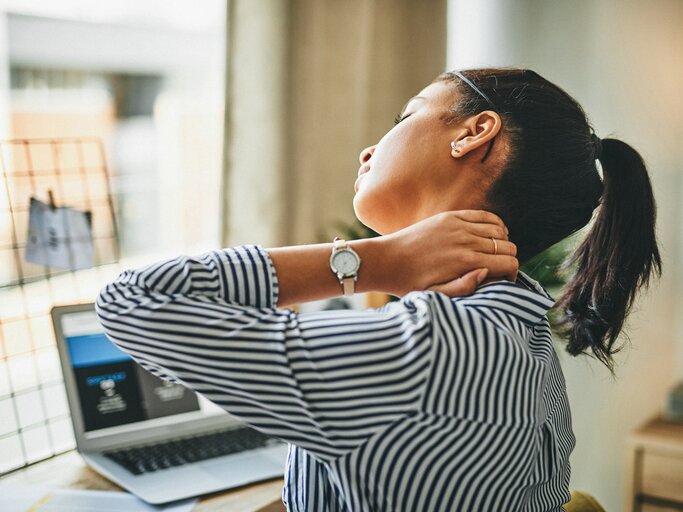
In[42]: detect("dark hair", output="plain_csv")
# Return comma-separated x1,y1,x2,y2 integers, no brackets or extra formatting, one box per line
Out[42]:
436,68,662,375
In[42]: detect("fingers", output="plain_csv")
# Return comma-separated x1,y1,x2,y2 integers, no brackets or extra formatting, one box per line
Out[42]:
466,222,510,242
471,253,519,281
473,237,517,257
429,268,488,297
451,210,509,233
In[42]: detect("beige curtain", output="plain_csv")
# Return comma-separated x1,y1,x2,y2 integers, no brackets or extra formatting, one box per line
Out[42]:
222,0,447,247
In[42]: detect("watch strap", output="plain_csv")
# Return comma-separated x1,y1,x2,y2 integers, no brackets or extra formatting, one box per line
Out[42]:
333,237,346,251
342,276,355,296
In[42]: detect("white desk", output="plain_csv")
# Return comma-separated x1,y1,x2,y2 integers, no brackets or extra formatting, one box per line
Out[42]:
1,450,286,511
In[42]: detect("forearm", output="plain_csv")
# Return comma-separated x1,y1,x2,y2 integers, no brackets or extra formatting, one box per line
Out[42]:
265,237,387,308
97,245,279,313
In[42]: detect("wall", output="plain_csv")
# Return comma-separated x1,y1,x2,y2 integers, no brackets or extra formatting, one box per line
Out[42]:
448,1,683,510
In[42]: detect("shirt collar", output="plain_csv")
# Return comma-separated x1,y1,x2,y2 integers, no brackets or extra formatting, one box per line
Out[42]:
515,270,556,303
464,270,557,326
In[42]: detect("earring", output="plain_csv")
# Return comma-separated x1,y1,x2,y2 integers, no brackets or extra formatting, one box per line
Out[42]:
450,141,463,153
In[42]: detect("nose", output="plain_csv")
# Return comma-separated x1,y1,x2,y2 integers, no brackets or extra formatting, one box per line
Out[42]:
358,145,376,165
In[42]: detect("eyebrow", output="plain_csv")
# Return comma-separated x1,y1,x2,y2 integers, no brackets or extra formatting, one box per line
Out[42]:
400,95,426,115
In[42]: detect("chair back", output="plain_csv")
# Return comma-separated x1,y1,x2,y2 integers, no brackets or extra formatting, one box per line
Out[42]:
564,490,606,512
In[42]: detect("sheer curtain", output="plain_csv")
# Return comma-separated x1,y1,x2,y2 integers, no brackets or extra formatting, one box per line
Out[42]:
221,0,447,248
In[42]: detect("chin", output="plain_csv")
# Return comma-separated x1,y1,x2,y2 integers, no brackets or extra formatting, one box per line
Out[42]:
352,195,386,235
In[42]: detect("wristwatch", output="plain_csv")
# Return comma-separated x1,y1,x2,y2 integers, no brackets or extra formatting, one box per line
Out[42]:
329,237,361,296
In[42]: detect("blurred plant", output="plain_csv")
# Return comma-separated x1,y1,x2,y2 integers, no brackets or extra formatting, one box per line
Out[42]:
520,236,581,334
330,219,381,241
520,238,574,290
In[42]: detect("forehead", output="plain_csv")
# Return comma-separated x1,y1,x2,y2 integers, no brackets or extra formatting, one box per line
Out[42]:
407,81,458,110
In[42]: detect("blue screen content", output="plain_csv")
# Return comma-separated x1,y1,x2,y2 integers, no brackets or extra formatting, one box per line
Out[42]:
68,333,133,368
66,329,199,432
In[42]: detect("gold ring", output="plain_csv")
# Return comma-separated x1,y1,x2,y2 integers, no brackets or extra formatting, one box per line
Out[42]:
491,237,498,255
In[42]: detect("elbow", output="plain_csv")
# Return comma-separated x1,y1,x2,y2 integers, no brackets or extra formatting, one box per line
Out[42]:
95,269,135,317
95,280,117,317
94,287,117,338
94,285,137,356
94,280,128,335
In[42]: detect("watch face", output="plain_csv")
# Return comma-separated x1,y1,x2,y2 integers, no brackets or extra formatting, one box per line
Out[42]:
332,250,359,274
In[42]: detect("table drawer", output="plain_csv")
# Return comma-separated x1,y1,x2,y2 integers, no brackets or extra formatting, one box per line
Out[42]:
641,451,683,503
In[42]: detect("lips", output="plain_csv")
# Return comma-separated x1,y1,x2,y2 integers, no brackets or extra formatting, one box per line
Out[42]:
354,165,370,193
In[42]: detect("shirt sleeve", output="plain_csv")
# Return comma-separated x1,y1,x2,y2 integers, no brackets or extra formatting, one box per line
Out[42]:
95,244,436,461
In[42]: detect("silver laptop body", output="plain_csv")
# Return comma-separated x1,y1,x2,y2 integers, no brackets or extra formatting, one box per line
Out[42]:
52,303,288,505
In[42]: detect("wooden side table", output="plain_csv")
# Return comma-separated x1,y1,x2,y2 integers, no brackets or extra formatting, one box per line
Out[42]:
1,450,286,511
626,415,683,511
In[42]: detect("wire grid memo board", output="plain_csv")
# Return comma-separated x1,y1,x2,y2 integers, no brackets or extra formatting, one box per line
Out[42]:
0,138,121,475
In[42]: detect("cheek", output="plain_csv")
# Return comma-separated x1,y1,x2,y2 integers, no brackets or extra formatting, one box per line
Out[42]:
352,117,445,232
378,119,445,182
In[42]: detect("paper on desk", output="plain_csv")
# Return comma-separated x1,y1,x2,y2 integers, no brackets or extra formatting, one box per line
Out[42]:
25,197,94,270
0,486,197,512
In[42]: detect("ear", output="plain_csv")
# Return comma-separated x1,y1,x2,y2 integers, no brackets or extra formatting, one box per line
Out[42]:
450,111,502,158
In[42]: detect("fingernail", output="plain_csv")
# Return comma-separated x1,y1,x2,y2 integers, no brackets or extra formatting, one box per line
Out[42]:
477,268,488,283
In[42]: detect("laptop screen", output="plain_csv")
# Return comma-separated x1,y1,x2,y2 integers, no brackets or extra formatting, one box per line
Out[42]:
61,310,200,433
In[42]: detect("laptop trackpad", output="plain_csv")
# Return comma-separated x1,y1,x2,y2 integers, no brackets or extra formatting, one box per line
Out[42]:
197,448,285,485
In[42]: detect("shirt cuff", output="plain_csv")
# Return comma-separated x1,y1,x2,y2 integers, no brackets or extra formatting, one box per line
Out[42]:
213,244,280,309
258,245,280,308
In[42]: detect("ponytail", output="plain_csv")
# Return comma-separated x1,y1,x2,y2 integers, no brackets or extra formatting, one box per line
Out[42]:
436,68,663,374
556,138,662,375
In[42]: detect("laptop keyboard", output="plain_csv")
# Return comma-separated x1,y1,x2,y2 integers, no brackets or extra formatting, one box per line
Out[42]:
103,426,277,475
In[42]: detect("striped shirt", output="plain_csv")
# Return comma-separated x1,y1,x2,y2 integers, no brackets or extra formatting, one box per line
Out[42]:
95,244,575,511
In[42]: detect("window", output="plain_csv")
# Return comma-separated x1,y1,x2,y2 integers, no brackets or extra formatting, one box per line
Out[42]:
0,1,226,474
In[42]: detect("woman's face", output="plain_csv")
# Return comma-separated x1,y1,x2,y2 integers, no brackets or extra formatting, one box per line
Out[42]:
353,80,464,234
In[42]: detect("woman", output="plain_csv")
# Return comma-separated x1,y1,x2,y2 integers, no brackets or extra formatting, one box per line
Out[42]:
96,68,661,511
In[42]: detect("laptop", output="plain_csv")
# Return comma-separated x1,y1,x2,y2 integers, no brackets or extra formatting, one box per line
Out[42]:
51,303,288,505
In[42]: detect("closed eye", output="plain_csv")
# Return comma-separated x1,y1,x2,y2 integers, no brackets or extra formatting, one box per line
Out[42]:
394,112,411,125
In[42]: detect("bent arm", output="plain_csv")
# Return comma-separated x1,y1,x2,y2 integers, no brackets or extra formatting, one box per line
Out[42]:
95,244,435,461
